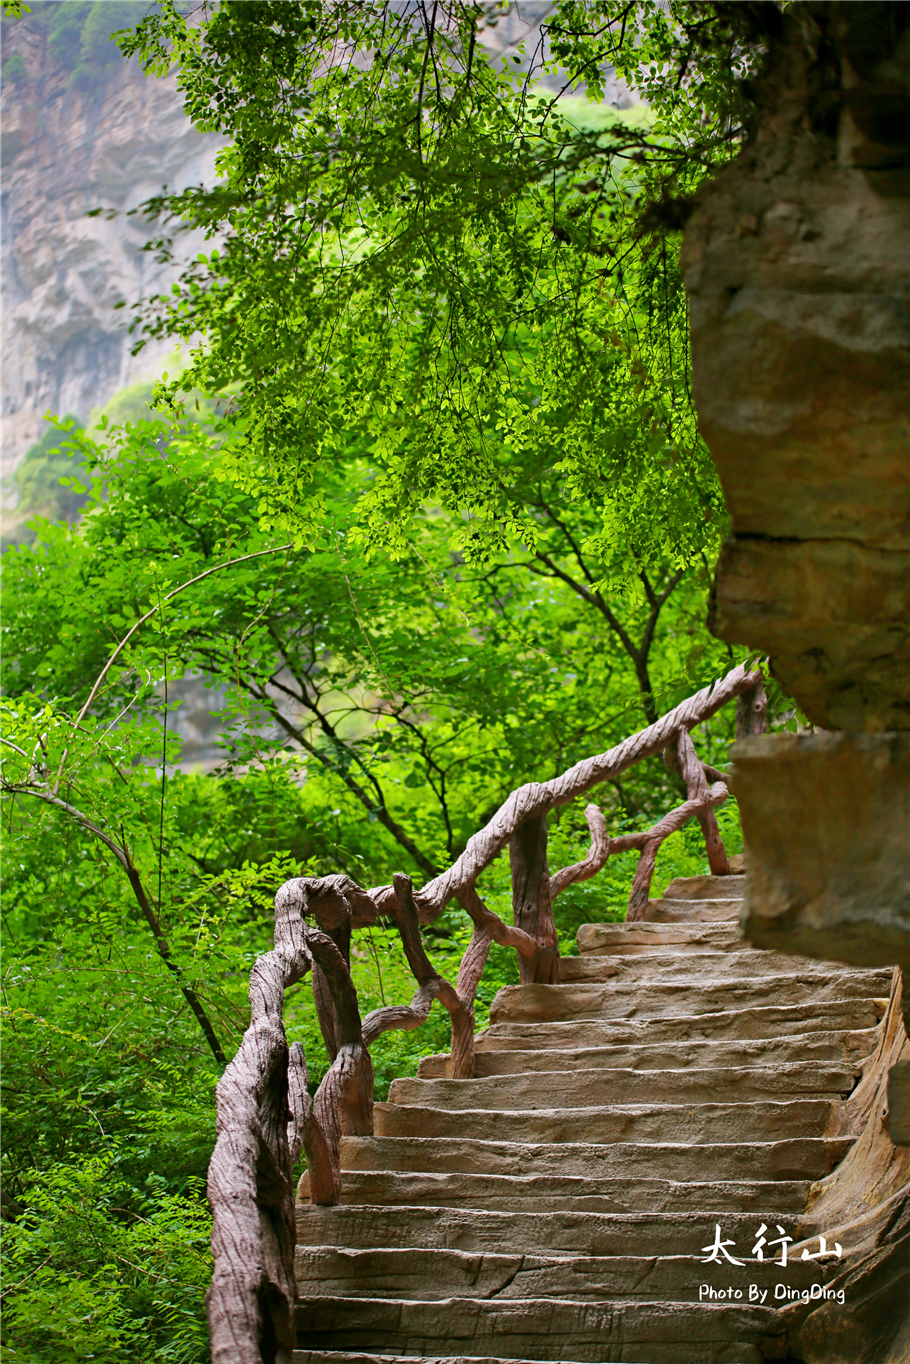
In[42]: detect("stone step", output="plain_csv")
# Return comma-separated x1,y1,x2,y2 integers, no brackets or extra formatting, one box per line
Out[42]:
295,1246,836,1301
388,1062,857,1112
559,949,881,983
303,1169,811,1214
664,874,747,900
644,897,743,922
419,1029,877,1078
576,921,749,955
373,1097,835,1145
296,1205,810,1258
340,1135,854,1182
295,1296,785,1363
489,969,893,1024
671,873,748,899
294,1353,772,1364
476,998,883,1049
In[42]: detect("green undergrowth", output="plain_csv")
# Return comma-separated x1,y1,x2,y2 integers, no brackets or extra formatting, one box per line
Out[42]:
1,1159,211,1364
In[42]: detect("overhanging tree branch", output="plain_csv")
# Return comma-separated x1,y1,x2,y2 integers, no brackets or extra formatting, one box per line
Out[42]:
0,778,227,1067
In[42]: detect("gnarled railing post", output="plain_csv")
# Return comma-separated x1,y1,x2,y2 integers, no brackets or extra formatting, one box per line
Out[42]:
509,812,560,984
310,962,339,1062
734,680,768,867
206,873,372,1364
454,882,540,1073
736,680,769,741
305,880,354,1067
304,880,372,1154
390,873,476,1077
678,727,731,876
546,770,733,924
307,929,373,1160
625,838,665,922
354,875,473,1078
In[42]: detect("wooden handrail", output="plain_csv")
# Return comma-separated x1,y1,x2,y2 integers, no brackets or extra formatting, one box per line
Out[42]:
205,663,764,1362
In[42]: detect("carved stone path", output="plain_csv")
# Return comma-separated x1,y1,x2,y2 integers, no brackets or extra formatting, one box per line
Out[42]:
293,874,891,1364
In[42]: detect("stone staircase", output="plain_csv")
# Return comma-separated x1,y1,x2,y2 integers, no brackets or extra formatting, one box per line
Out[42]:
294,873,893,1364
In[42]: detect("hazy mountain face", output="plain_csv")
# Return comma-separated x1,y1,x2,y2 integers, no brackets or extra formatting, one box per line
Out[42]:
1,1,222,475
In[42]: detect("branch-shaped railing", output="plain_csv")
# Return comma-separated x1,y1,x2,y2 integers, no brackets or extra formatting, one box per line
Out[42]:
206,663,765,1363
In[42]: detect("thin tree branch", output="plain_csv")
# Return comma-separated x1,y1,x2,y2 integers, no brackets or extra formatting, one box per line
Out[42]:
55,543,292,792
0,782,227,1067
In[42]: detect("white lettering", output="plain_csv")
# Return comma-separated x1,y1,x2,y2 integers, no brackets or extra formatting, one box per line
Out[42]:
701,1224,743,1266
801,1235,842,1262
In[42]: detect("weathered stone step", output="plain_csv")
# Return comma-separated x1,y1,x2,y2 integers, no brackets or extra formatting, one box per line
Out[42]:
294,1353,773,1364
302,1168,811,1214
419,1029,877,1078
340,1135,854,1182
296,1204,809,1258
388,1062,857,1112
559,949,881,983
295,1296,784,1363
373,1097,835,1145
476,998,883,1050
664,874,747,900
576,921,749,955
295,1246,833,1301
644,897,743,922
489,969,893,1024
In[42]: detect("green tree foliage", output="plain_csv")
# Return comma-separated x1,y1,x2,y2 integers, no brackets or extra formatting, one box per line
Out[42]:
1,397,748,1356
2,1158,211,1363
116,0,781,570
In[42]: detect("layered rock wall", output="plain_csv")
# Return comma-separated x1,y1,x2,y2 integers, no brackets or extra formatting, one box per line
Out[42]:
683,4,910,969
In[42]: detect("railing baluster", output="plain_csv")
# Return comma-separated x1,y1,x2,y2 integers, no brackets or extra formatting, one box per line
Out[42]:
509,811,560,984
678,727,731,876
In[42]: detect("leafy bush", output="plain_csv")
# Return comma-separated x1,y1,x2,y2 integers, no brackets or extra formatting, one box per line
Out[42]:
1,1156,211,1364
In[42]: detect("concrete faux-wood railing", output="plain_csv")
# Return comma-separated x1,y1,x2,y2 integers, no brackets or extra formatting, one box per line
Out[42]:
204,662,764,1364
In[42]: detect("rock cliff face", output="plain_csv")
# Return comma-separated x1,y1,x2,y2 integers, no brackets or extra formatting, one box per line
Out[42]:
682,0,910,962
685,3,910,736
682,9,909,1352
0,5,631,479
1,11,221,471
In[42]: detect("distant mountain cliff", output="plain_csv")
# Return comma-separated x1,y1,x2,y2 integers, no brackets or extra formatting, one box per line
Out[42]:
1,1,221,472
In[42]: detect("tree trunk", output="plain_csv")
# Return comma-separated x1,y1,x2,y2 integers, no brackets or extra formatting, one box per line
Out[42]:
509,813,559,984
736,684,769,742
